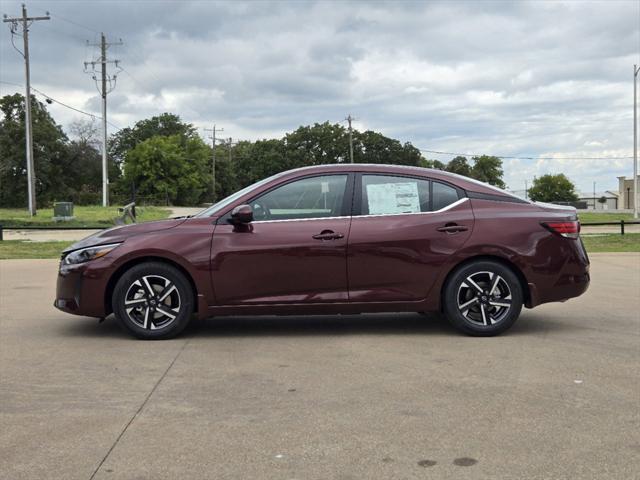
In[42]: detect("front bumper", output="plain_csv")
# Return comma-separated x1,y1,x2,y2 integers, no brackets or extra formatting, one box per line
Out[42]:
54,260,112,318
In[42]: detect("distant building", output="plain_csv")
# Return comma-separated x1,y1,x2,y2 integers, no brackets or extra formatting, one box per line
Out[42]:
577,191,618,210
506,177,639,211
617,175,640,210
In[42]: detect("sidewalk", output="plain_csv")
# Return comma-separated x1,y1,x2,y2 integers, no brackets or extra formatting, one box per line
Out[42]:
3,229,102,242
2,207,206,242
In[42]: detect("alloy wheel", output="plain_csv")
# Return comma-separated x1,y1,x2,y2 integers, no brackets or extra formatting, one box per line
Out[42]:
124,275,181,330
456,271,512,326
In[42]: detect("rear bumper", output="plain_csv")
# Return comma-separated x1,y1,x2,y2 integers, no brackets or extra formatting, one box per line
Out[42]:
527,271,590,307
526,237,590,307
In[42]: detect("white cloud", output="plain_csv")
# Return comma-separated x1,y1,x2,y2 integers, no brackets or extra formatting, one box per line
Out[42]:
0,0,638,192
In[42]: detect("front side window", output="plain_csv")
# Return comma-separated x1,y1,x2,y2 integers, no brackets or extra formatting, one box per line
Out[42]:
251,174,348,221
361,175,430,215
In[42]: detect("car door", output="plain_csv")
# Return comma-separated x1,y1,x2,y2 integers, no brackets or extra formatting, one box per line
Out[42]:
347,173,474,303
211,173,353,305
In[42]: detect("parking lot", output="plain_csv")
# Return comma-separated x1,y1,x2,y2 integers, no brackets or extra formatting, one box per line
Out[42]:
1,254,639,479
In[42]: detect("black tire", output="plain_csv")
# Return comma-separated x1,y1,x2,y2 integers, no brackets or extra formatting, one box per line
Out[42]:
112,262,194,340
443,260,523,336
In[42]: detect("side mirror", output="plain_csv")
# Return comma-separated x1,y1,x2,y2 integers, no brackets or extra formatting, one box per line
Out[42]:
229,204,253,224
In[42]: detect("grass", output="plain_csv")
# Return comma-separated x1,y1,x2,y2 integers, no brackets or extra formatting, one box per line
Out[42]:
580,233,640,253
0,240,73,260
578,211,635,223
0,205,172,228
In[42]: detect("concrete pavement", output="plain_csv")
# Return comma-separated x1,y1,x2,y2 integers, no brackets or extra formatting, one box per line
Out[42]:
1,254,639,479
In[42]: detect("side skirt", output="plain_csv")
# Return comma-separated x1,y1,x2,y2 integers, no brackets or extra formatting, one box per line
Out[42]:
201,299,437,318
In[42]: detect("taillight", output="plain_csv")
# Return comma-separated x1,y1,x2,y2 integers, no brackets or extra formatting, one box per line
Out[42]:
542,221,580,239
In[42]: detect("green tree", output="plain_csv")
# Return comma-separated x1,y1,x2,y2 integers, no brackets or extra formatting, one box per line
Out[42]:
234,138,287,189
418,158,445,170
353,130,423,166
65,119,121,204
122,134,210,205
528,174,578,203
471,155,506,188
109,113,198,167
0,93,71,207
446,156,472,177
284,122,350,167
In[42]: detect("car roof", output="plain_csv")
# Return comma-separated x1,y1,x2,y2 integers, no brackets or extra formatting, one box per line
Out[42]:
280,163,519,199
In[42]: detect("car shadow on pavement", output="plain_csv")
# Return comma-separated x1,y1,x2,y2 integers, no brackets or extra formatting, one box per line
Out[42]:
58,311,583,339
190,313,456,338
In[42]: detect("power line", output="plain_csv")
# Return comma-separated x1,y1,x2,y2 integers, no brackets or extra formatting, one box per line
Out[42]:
0,80,122,130
48,11,99,34
0,79,22,88
39,20,87,43
119,67,150,92
418,148,633,161
119,44,165,89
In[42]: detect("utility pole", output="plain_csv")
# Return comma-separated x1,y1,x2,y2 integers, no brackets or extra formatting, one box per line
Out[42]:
593,181,596,210
524,180,528,199
227,137,233,162
345,114,355,163
84,33,122,207
634,65,639,218
204,125,223,202
3,5,50,216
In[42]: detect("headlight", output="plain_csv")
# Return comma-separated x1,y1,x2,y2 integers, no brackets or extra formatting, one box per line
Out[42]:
62,243,121,266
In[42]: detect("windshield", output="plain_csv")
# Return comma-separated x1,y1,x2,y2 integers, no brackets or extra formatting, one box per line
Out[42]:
195,171,288,217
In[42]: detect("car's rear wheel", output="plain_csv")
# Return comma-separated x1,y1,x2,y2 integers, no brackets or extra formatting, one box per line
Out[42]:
113,262,194,340
443,260,523,336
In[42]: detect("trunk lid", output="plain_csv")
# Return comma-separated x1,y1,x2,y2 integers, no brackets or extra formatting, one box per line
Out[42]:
532,201,577,217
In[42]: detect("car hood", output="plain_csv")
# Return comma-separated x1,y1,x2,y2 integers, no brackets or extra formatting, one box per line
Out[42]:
63,218,187,253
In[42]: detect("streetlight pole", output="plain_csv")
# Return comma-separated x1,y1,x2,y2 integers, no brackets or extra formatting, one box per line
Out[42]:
634,65,639,218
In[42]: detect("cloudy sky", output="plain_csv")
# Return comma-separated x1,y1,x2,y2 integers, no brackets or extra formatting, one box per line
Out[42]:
1,0,639,193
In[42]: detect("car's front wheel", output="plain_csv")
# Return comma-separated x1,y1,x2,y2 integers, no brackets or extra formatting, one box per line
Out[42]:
443,260,523,336
112,262,194,340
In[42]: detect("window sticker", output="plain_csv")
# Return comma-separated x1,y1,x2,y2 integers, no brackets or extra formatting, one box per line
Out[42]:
366,182,420,215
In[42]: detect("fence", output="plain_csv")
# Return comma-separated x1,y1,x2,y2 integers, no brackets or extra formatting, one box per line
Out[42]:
580,220,639,235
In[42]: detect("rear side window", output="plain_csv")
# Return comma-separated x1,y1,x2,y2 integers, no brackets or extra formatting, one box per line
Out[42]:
432,181,460,211
361,175,430,215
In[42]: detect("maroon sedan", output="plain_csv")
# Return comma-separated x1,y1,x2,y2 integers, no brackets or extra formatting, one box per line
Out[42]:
55,164,589,339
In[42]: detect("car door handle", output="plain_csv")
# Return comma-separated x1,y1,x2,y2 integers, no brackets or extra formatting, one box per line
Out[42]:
312,230,344,241
436,224,469,233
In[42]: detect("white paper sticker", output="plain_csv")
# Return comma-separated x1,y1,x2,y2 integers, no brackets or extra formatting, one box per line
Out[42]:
366,182,420,215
